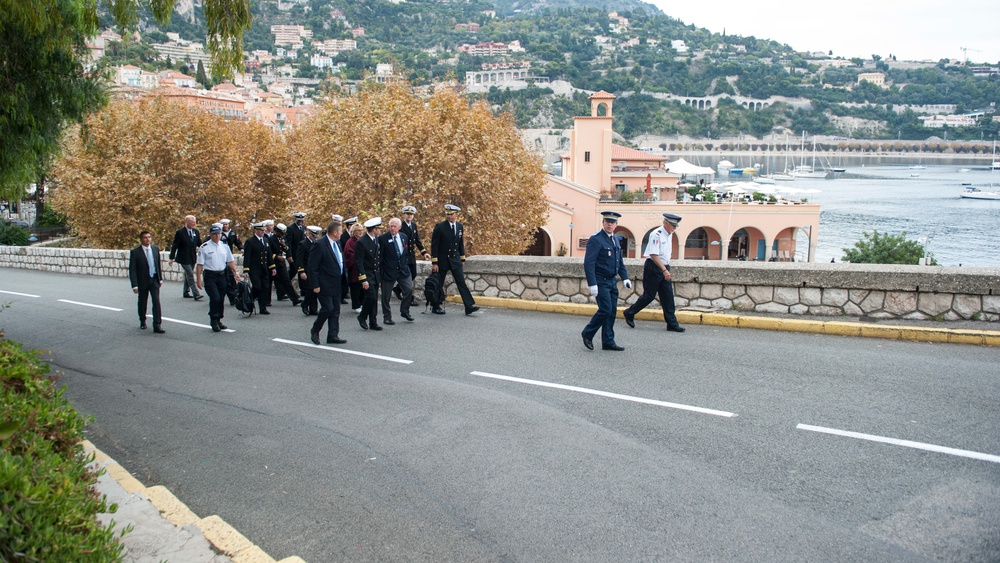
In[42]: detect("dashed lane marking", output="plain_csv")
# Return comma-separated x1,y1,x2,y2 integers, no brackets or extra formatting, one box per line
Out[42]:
58,299,123,312
470,371,736,417
272,338,414,364
0,290,40,298
797,423,1000,464
155,315,236,333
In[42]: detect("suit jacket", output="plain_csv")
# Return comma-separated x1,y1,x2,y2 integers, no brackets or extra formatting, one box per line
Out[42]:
399,220,426,266
377,231,411,282
584,230,629,286
242,235,274,277
307,235,343,296
129,244,162,290
431,220,466,270
354,234,381,285
295,237,314,274
169,226,200,265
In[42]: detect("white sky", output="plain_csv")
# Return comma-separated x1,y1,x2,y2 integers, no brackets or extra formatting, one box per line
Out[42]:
647,0,1000,64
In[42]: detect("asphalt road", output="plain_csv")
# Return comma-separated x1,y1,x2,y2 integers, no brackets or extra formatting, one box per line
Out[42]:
2,269,999,562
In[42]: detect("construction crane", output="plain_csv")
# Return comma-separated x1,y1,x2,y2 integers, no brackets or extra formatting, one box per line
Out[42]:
960,46,983,64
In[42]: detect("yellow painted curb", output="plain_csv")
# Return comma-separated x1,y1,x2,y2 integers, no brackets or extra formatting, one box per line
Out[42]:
144,485,199,527
453,294,1000,346
231,545,277,563
198,514,256,557
277,558,309,563
103,462,146,494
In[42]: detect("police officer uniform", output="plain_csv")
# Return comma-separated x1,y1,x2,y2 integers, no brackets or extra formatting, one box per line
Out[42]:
430,204,478,315
197,224,237,331
581,211,632,351
623,213,685,332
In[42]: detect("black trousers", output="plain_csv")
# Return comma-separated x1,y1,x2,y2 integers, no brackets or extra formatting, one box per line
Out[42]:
203,270,227,320
437,262,475,310
624,260,680,328
299,274,318,314
273,261,298,302
349,281,363,310
137,279,162,326
250,271,271,309
359,281,379,323
312,288,341,339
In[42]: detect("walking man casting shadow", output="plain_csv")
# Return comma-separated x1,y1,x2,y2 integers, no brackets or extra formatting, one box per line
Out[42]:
169,214,203,301
623,213,685,333
128,230,165,334
308,220,347,345
430,204,478,315
581,211,632,351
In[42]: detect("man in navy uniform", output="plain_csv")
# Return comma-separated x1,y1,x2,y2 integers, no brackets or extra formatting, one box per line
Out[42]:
624,213,685,333
581,211,632,351
399,205,430,307
430,204,478,315
354,217,384,330
297,225,323,316
285,211,307,283
378,217,413,324
308,220,347,345
196,224,242,332
243,222,276,314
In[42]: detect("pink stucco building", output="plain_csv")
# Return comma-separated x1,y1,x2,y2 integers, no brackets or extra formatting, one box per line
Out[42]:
534,92,820,262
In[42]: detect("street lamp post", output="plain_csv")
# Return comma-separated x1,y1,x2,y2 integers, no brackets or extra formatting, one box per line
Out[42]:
569,222,574,256
802,225,812,263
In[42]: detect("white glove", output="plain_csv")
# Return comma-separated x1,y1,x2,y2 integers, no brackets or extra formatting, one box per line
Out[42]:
589,285,598,297
623,279,632,290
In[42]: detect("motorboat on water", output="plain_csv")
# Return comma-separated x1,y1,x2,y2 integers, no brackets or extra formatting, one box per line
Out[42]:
960,186,1000,200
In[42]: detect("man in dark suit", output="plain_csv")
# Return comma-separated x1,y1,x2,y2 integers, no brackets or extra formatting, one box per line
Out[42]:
399,205,429,307
430,204,478,316
353,217,383,331
169,214,203,300
128,230,166,333
296,225,322,316
307,220,347,345
378,217,413,325
242,222,276,315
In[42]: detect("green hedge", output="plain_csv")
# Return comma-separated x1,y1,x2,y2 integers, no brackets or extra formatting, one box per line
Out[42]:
0,221,29,246
0,333,124,561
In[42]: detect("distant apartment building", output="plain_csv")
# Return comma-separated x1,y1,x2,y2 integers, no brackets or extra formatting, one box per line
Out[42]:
608,11,629,30
271,25,312,48
482,61,531,71
971,66,999,77
857,72,886,87
921,114,978,128
310,54,334,70
159,87,246,120
115,66,161,89
251,50,274,65
157,70,198,89
508,40,525,53
374,63,403,84
351,27,365,37
621,38,640,49
454,22,480,32
152,41,211,67
314,39,357,56
458,42,508,57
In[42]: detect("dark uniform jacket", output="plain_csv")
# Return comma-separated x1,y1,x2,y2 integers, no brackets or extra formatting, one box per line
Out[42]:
431,220,465,270
353,234,382,285
129,244,162,290
285,223,305,264
584,230,628,285
243,235,275,281
222,230,243,252
377,231,410,282
169,226,200,265
399,221,426,267
295,237,314,275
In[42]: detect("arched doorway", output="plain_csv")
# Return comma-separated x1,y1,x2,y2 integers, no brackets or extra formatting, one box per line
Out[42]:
729,227,766,261
684,227,721,259
521,227,552,256
614,226,636,258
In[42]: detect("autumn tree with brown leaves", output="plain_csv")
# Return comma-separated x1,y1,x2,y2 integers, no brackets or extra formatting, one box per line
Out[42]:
289,82,548,256
50,95,291,249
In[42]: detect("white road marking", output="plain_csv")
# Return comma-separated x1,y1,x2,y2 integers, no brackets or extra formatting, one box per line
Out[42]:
58,299,122,312
0,290,40,298
154,315,235,333
470,371,736,417
797,424,1000,464
272,338,413,364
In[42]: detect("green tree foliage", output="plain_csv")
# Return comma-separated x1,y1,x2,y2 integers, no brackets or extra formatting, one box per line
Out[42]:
0,0,105,200
842,230,933,265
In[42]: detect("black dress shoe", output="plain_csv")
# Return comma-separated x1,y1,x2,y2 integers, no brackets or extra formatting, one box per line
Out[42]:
411,298,421,306
292,298,302,306
217,321,227,330
140,321,147,330
623,311,635,328
211,319,221,332
341,299,348,304
383,319,395,325
582,335,594,350
602,343,625,351
194,295,204,301
277,296,288,301
302,305,310,316
465,305,480,315
183,294,193,299
326,337,347,344
310,330,321,345
358,315,369,330
667,326,686,333
432,307,446,315
259,308,270,315
153,326,166,334
402,313,414,322
370,323,383,331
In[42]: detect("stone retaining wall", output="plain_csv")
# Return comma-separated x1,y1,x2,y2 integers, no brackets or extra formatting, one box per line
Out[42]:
3,247,999,322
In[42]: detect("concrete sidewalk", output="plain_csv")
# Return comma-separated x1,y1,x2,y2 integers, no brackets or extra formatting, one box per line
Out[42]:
85,441,305,563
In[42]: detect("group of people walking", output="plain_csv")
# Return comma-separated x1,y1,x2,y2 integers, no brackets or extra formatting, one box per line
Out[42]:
128,205,480,344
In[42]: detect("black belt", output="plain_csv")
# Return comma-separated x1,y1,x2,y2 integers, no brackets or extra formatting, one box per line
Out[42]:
205,269,226,274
